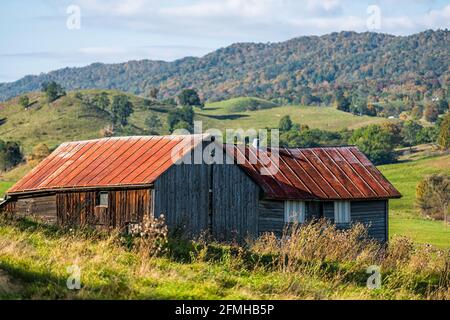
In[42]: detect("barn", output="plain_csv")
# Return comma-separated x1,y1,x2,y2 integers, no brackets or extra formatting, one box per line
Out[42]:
1,134,401,242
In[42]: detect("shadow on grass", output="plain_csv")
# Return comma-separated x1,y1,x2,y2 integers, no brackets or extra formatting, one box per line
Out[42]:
199,113,250,120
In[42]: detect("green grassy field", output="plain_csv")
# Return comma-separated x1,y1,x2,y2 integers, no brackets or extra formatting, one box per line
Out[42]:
0,90,171,153
197,102,394,132
0,218,448,300
379,154,450,248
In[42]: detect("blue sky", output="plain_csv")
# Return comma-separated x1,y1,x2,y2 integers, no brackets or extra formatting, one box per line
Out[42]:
0,0,449,83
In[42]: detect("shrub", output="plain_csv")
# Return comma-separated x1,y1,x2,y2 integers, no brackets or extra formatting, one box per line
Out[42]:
416,174,450,221
131,214,168,258
437,113,450,149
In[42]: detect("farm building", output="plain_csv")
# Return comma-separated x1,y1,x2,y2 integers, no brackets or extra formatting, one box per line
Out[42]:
1,134,401,242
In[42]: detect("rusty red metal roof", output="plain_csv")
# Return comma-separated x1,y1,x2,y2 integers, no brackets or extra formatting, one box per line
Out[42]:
8,135,401,201
225,145,401,201
7,135,206,195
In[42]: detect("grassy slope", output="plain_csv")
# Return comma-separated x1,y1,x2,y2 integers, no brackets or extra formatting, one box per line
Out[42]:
197,103,394,132
0,90,171,154
378,154,450,248
1,219,447,300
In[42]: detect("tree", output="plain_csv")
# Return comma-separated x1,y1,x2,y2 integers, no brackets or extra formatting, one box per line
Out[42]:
19,95,30,108
41,81,66,103
349,125,397,165
401,121,422,148
111,95,134,127
333,90,350,112
0,140,23,171
381,122,403,146
350,94,369,116
416,174,450,221
424,103,439,122
93,92,110,110
410,104,423,120
178,89,203,108
279,115,293,132
147,87,159,100
27,143,50,164
167,106,195,132
437,113,450,149
145,114,162,133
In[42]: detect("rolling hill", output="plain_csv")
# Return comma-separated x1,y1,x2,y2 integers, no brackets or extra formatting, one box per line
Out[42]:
0,30,448,103
0,90,394,154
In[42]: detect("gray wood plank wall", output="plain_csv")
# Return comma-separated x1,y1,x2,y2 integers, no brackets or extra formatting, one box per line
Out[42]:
350,200,388,242
258,200,284,236
154,162,210,237
154,143,261,240
212,163,260,241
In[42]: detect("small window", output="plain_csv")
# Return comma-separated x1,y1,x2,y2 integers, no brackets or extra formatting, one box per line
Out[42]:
284,201,305,223
98,192,109,207
334,201,350,224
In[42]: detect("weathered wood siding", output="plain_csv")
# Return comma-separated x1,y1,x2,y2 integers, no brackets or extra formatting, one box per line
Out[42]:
154,149,261,240
154,163,210,237
258,200,284,236
212,163,260,241
350,200,388,242
3,195,57,223
56,189,152,229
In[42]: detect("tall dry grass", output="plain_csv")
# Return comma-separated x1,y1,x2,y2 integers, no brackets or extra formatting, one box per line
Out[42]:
0,216,448,299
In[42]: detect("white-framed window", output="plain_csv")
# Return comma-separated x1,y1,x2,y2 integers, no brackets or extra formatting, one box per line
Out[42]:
284,201,306,223
98,192,109,207
334,201,351,224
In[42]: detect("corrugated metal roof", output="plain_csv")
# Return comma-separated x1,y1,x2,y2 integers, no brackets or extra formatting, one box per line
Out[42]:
224,145,401,200
7,135,401,201
7,135,206,195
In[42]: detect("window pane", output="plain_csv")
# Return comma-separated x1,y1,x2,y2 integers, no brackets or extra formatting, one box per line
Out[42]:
100,192,109,206
285,201,305,223
334,201,350,224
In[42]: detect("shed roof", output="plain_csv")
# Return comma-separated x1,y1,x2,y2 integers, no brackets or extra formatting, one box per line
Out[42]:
7,135,206,195
7,136,401,200
224,145,401,201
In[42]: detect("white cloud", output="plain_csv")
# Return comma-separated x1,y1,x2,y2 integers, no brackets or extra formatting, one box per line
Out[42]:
289,15,365,30
423,4,450,29
78,46,128,55
159,0,279,19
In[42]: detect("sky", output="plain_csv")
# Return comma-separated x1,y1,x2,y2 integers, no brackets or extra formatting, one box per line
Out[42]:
0,0,449,83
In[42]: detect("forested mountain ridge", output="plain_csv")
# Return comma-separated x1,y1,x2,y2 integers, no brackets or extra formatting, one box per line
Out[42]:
0,30,448,103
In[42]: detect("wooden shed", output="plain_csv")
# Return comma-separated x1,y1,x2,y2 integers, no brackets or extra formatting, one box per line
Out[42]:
1,135,401,242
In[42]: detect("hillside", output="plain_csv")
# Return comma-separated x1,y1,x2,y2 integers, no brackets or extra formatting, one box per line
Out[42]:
0,90,173,154
0,91,394,154
199,101,393,132
379,152,450,248
0,30,448,103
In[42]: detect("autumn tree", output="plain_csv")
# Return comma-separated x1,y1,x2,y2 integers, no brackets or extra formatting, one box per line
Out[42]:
424,102,439,122
437,113,450,149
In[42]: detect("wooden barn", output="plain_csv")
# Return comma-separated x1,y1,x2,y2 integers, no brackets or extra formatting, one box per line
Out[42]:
1,134,401,242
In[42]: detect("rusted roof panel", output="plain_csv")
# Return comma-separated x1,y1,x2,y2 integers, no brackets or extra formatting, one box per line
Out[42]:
7,135,205,194
8,135,401,201
225,145,401,200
